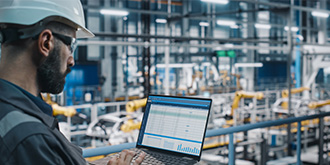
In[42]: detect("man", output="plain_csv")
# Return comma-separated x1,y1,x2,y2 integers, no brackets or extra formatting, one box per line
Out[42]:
0,0,145,164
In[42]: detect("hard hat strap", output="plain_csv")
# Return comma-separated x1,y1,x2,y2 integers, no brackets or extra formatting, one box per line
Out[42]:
0,28,21,44
0,21,45,44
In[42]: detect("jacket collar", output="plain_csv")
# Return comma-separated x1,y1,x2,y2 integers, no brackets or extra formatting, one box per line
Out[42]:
0,79,57,129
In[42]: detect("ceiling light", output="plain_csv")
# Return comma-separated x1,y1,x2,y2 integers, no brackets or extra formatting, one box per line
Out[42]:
217,20,236,26
156,18,167,24
234,63,263,68
284,26,299,32
201,0,228,4
100,9,129,16
311,11,329,18
255,23,271,29
224,43,234,48
199,22,209,27
215,47,223,50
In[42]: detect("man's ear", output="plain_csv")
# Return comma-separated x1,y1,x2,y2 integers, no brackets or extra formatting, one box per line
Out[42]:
37,29,54,58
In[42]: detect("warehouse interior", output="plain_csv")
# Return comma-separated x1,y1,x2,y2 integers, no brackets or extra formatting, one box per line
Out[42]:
13,0,330,164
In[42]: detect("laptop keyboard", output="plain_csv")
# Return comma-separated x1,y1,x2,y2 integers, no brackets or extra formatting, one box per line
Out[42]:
130,148,197,165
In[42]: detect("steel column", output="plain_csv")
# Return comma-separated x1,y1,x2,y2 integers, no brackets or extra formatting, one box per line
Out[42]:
319,117,324,165
261,134,268,165
229,133,235,165
141,0,151,98
164,0,171,95
286,2,293,156
297,121,301,165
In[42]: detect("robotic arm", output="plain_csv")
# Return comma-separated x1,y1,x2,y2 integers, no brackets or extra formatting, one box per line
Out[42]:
120,98,147,132
231,91,264,116
43,94,77,117
281,87,310,98
308,100,330,109
281,87,310,109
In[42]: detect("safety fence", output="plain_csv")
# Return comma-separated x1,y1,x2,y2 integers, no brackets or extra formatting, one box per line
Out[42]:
83,111,330,165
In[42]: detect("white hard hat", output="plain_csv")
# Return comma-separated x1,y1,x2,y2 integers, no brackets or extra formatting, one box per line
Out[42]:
0,0,94,38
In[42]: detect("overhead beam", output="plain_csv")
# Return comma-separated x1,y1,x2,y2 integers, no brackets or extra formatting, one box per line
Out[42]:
84,5,180,16
235,0,330,14
78,40,289,51
92,32,286,44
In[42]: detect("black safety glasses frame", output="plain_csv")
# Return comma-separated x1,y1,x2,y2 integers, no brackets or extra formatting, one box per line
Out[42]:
52,32,77,54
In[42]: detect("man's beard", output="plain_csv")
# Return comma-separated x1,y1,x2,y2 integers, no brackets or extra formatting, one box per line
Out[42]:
37,44,71,94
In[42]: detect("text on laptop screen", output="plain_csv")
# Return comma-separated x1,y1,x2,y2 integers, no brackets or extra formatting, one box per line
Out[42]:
137,95,211,156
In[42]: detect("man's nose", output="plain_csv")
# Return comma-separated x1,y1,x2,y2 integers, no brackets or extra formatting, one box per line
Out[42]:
68,55,75,67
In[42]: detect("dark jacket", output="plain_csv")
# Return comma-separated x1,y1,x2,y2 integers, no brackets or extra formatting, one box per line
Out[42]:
0,79,86,164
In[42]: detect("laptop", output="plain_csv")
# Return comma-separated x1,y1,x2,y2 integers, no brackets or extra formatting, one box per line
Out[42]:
132,94,212,165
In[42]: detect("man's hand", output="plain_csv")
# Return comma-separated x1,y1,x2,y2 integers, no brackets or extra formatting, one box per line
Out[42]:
107,150,146,165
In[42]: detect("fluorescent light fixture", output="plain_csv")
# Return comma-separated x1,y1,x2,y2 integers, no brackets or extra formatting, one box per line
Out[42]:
199,22,209,27
224,43,234,48
100,9,129,16
215,47,223,50
156,63,195,68
311,11,329,18
255,23,271,29
234,63,263,68
201,0,228,4
156,18,167,24
217,20,236,26
284,26,299,32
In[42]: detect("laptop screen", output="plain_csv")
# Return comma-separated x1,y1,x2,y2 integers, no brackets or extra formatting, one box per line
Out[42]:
136,95,212,157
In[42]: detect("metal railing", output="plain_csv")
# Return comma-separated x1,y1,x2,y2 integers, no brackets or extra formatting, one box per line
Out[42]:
83,111,330,165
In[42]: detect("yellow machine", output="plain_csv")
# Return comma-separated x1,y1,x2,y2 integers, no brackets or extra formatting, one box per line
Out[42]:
219,71,242,90
120,98,147,132
281,87,310,109
219,70,230,86
231,91,264,116
308,99,330,109
43,94,77,117
306,100,330,127
231,73,242,90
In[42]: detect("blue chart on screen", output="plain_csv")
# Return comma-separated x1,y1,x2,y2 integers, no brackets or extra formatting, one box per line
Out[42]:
177,144,200,154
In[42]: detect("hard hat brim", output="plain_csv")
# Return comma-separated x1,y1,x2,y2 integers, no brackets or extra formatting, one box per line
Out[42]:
77,26,94,38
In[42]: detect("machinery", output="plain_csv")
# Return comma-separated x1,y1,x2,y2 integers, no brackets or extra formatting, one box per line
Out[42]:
220,70,230,86
308,99,330,110
120,98,147,132
86,112,141,146
85,98,146,146
231,73,243,90
281,87,310,109
271,87,311,116
219,71,242,91
43,93,77,117
231,91,264,117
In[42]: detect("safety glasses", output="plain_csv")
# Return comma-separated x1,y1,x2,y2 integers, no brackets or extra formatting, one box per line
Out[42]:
52,32,77,54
